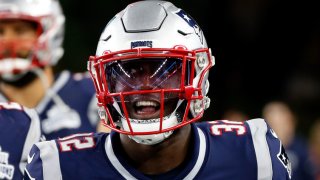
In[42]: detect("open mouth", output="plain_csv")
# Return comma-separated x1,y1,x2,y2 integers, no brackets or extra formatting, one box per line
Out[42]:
132,100,161,119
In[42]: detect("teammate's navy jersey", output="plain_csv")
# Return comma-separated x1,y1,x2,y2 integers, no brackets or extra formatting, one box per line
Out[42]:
0,70,98,140
0,102,41,180
24,119,292,180
286,136,316,179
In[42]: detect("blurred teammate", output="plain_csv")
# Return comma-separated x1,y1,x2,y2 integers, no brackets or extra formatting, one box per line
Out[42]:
263,101,315,179
24,1,291,179
0,102,41,179
0,0,101,139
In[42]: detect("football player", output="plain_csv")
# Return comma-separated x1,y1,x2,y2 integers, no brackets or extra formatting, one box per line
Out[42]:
263,101,315,179
24,1,291,179
0,0,102,140
0,102,41,180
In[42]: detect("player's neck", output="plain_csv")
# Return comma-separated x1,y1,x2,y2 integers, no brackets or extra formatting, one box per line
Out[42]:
120,124,192,175
0,67,54,108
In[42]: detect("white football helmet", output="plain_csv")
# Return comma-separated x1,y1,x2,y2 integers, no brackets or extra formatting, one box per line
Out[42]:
88,0,215,145
0,0,65,78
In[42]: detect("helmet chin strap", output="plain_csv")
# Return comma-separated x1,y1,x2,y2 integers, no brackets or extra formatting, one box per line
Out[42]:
121,114,178,145
129,130,174,145
0,71,37,88
116,99,184,145
0,68,47,89
0,57,31,80
1,72,27,82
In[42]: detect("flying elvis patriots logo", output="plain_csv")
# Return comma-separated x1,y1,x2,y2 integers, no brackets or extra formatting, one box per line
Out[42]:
176,10,204,44
277,145,292,178
271,129,292,179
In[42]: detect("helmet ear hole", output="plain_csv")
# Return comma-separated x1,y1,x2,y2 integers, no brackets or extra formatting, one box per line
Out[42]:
205,80,210,95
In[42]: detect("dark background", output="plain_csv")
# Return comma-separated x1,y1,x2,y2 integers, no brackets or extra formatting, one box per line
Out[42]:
57,0,319,137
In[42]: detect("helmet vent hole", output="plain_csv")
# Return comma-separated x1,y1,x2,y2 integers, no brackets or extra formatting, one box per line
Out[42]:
103,35,112,42
177,30,190,36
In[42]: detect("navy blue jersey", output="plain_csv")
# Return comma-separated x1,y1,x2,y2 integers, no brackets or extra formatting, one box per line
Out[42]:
286,136,315,179
0,71,98,140
0,102,41,180
24,119,291,180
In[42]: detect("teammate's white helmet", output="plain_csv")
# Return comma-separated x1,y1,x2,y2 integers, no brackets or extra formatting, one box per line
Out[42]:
88,0,215,145
0,0,65,76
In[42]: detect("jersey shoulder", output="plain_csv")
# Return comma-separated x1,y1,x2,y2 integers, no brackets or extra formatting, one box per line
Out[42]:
195,118,292,179
54,70,95,96
0,102,38,125
68,71,95,94
31,132,107,158
196,118,280,140
24,132,108,180
0,102,41,139
0,102,41,180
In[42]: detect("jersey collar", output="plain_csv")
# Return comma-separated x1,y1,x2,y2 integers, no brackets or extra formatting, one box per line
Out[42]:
105,123,207,179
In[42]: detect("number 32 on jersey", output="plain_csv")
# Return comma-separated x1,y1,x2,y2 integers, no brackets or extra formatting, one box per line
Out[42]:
209,120,247,135
58,133,95,152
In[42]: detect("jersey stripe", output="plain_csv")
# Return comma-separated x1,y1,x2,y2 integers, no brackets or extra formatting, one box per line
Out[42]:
247,118,273,180
183,127,207,180
105,135,138,180
37,141,62,180
19,108,41,173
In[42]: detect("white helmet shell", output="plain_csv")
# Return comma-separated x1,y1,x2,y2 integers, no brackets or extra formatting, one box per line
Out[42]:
96,1,207,55
90,0,214,145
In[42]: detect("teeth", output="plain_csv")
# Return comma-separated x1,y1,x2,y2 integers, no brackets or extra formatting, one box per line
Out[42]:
136,101,158,107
